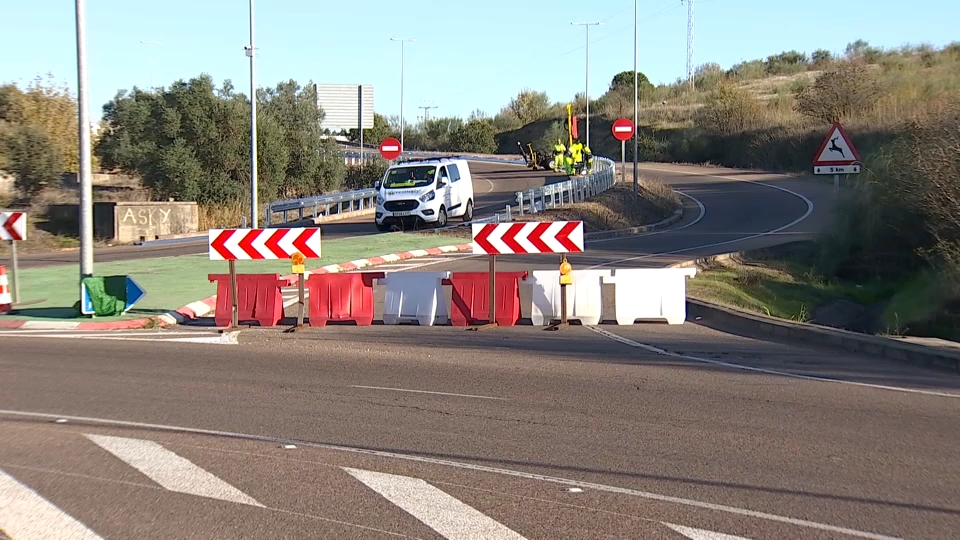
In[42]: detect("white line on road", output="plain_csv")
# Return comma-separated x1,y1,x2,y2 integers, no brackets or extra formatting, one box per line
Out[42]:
0,410,903,540
84,434,263,507
663,522,753,540
0,468,104,539
585,326,960,399
348,385,509,401
343,467,527,540
0,332,238,345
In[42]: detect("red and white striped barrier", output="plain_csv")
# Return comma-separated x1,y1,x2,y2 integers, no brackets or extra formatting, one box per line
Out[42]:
0,266,11,313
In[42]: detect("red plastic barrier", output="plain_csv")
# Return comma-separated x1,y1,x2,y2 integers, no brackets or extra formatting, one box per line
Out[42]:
306,272,385,327
208,273,293,327
444,271,528,327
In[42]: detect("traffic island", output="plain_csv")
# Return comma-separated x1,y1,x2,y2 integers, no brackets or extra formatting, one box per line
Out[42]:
0,232,474,330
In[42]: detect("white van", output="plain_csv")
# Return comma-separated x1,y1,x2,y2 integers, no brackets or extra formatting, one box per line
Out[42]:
375,157,475,231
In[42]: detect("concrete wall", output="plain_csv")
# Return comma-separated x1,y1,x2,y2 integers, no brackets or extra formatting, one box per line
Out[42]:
48,201,198,243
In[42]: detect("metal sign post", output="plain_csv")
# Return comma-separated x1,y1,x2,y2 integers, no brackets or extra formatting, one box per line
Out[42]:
9,240,19,303
471,254,498,331
229,259,239,328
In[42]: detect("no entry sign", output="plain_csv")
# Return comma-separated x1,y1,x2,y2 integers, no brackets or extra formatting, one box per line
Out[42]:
611,118,635,142
379,137,402,160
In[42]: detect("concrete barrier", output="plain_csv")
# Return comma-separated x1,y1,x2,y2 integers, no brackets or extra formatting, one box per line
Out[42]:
48,201,198,243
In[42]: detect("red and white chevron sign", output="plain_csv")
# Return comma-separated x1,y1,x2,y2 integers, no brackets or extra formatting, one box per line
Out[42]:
0,212,26,241
472,221,584,255
208,228,321,261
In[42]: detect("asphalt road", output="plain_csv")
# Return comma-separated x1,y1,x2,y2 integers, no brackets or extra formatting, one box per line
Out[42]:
1,325,959,539
14,161,564,270
432,163,839,274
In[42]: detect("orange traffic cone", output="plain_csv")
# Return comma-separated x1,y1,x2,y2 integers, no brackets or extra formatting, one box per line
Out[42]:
0,266,11,313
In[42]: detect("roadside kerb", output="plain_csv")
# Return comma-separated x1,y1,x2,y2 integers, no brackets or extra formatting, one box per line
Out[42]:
0,243,474,331
668,254,960,374
584,208,684,241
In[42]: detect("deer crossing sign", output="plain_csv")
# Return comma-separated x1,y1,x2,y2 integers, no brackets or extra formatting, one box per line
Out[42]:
813,122,861,175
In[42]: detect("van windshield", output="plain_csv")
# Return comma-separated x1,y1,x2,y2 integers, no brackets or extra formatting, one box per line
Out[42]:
382,166,436,189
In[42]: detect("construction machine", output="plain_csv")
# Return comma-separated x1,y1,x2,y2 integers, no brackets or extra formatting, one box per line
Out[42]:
517,141,553,171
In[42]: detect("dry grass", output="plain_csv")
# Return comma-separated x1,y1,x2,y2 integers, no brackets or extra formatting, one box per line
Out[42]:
199,201,247,230
512,174,680,232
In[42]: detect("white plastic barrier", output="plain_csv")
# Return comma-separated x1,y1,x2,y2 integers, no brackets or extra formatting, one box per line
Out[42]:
602,268,697,325
524,269,611,326
381,272,451,326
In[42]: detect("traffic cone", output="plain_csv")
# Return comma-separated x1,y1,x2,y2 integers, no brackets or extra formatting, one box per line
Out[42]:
0,266,11,314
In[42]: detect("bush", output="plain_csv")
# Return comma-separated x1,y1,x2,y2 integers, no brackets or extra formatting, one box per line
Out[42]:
343,158,389,191
794,62,880,124
449,119,497,154
695,82,765,134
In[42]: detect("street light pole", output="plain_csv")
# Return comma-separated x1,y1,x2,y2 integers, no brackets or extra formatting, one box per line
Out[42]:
390,38,414,151
246,0,258,228
633,0,639,194
75,0,93,279
571,22,603,149
139,40,162,89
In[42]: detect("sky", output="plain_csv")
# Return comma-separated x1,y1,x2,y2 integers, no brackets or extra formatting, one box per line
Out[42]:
1,0,957,125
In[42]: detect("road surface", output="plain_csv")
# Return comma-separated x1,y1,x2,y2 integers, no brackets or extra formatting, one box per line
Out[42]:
0,324,958,539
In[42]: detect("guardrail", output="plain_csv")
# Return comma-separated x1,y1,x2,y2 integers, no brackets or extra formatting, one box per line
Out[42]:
267,154,614,226
267,188,378,225
513,157,616,217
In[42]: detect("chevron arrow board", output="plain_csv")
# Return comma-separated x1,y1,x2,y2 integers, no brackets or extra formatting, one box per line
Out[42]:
208,228,321,261
0,212,26,241
472,221,584,255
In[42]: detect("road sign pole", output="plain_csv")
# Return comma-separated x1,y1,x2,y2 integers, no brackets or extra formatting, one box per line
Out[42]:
296,275,305,328
229,260,239,329
9,240,18,304
621,140,626,184
834,174,840,191
489,254,496,326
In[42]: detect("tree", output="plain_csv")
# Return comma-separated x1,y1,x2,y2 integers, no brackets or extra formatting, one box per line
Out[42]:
4,125,63,196
765,50,808,75
610,70,652,90
811,49,833,66
794,63,880,124
0,76,80,173
348,113,394,146
449,120,496,154
96,74,343,205
508,89,550,125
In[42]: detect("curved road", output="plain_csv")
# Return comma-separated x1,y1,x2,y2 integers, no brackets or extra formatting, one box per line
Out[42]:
15,161,565,269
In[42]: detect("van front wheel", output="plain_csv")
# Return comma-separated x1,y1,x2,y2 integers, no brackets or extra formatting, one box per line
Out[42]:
462,200,474,222
436,206,448,228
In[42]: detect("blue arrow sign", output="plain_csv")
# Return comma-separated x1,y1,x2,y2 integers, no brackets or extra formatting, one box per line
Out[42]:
123,276,146,312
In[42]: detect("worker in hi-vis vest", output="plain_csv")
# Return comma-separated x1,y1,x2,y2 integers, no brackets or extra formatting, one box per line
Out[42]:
552,139,566,173
582,144,594,174
569,139,584,175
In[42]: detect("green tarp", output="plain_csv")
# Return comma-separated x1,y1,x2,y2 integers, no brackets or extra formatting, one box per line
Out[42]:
80,276,128,316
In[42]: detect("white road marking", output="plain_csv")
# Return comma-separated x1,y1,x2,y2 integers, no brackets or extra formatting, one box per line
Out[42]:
0,332,237,345
83,434,263,507
663,522,753,540
590,166,815,267
586,190,707,246
343,467,527,540
0,468,104,539
2,409,903,540
349,385,508,401
585,326,960,399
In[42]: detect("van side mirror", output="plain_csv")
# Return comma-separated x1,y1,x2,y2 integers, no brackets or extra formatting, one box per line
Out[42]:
438,176,449,187
374,180,381,189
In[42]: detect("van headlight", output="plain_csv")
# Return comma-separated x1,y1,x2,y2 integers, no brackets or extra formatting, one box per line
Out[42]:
377,193,385,205
418,190,435,203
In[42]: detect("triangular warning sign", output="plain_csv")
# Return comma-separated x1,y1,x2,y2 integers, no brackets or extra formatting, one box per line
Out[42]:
813,123,860,166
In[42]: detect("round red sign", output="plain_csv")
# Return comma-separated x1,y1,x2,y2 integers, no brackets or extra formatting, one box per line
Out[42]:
379,137,402,160
611,118,635,142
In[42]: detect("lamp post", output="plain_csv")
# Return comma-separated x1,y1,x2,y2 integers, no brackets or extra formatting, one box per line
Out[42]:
245,0,258,228
633,0,639,194
390,37,414,151
571,21,603,148
75,0,93,279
